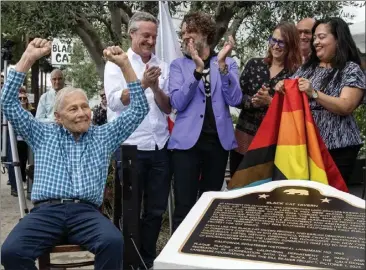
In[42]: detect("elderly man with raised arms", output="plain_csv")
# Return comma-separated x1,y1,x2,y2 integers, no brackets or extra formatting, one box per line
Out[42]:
1,38,150,270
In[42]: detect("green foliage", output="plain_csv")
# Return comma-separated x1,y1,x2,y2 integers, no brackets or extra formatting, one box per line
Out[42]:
63,40,102,98
2,0,363,129
231,113,239,125
354,105,366,157
228,1,354,68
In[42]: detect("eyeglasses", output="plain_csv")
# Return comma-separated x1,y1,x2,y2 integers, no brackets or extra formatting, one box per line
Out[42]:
268,37,285,48
19,96,28,101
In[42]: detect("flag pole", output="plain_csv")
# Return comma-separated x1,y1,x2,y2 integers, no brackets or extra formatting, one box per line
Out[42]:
158,0,174,236
158,1,165,62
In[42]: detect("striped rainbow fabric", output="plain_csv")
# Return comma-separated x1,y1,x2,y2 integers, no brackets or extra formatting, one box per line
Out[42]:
228,79,348,192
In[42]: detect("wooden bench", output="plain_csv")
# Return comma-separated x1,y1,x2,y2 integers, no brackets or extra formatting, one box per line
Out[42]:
38,245,94,270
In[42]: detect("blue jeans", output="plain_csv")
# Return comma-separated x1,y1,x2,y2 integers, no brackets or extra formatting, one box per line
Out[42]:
137,145,170,267
1,203,123,270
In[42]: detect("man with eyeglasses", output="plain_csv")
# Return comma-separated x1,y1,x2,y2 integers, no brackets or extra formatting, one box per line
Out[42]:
297,18,316,63
92,89,108,126
35,69,65,122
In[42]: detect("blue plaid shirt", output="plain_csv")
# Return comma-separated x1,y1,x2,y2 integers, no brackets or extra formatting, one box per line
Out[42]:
1,69,149,206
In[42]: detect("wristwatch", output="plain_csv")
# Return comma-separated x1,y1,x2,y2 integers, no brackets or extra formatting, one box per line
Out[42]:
311,89,319,99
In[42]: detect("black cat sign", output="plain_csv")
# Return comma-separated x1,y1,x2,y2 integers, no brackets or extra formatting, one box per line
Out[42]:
51,38,73,66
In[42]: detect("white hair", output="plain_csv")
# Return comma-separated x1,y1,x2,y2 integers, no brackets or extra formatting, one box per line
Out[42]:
128,11,159,35
54,86,88,112
50,69,63,78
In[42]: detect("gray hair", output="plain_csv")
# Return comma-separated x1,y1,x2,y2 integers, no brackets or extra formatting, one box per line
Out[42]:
54,86,88,112
50,69,63,79
128,12,159,35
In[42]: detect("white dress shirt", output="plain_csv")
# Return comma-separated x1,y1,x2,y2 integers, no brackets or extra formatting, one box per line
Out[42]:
35,88,56,123
104,48,170,151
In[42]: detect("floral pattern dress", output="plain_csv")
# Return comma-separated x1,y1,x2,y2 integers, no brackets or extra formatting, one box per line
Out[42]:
235,58,292,154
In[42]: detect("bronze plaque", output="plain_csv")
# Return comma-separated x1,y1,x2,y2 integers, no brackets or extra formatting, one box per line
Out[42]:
180,186,365,269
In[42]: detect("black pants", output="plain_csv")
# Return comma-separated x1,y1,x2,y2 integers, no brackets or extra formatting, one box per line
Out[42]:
137,145,170,268
18,141,28,183
172,136,229,232
229,150,244,177
329,145,361,185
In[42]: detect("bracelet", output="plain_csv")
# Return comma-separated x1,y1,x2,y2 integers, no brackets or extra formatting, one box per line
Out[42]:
219,64,229,75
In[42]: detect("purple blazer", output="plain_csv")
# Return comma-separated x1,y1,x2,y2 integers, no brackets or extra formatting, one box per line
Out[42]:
168,56,243,151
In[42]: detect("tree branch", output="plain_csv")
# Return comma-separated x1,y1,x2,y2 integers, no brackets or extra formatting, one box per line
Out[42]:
212,2,236,49
83,13,117,43
227,8,251,37
74,15,105,79
190,1,203,12
115,1,133,18
108,1,122,44
120,9,130,26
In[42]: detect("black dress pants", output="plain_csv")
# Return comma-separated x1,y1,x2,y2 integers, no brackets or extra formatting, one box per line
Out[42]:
329,145,361,185
172,135,229,232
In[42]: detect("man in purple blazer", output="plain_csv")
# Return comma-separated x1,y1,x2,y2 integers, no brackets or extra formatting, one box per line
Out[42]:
168,12,243,231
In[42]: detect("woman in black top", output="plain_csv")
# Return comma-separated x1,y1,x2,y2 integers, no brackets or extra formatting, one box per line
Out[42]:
230,21,302,176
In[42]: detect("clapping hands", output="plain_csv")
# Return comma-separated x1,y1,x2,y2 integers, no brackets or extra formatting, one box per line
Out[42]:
252,84,272,107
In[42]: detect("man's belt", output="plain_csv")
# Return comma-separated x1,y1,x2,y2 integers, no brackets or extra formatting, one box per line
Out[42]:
33,199,97,208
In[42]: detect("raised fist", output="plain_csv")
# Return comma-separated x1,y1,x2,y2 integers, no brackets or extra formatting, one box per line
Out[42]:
24,38,52,62
103,46,129,67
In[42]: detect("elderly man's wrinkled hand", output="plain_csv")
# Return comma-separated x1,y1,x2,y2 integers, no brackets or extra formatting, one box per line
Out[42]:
103,46,129,67
23,38,51,62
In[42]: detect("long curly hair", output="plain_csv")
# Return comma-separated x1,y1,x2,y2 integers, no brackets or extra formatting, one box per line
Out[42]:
181,12,216,46
265,21,302,73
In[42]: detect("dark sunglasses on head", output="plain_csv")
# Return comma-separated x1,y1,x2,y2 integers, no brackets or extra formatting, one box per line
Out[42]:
268,37,285,48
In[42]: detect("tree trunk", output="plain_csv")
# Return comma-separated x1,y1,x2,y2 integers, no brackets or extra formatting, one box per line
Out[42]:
211,2,236,50
74,17,106,80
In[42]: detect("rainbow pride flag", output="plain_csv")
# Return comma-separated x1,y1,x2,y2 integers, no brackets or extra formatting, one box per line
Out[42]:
228,79,348,192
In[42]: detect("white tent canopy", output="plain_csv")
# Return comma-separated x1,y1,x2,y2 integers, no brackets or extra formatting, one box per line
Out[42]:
349,21,365,53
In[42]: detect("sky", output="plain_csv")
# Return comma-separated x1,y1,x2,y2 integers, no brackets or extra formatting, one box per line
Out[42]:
343,4,365,23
